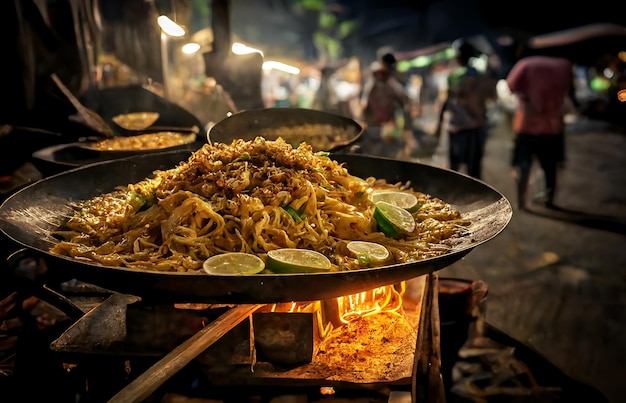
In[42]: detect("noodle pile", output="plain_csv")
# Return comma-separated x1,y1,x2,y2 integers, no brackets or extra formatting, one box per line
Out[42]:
50,137,469,272
84,131,194,151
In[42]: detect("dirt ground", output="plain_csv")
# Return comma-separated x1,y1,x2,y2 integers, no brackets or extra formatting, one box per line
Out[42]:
414,109,626,403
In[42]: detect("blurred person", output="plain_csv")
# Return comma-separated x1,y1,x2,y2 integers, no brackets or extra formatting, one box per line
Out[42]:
433,39,495,180
311,66,342,114
506,55,577,210
406,72,424,118
311,61,361,119
273,78,294,108
356,53,418,160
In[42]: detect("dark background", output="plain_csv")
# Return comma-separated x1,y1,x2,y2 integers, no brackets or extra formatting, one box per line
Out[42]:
227,0,626,69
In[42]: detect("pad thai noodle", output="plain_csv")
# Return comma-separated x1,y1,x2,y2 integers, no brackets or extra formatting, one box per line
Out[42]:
50,137,470,272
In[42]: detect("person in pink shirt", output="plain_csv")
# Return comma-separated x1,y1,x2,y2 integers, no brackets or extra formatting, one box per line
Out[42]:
506,55,577,209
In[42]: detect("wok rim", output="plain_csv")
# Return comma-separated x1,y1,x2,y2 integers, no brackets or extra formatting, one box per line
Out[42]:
1,149,512,303
207,107,365,152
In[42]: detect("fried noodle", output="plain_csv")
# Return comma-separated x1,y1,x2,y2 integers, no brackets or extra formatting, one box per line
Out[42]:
50,137,469,272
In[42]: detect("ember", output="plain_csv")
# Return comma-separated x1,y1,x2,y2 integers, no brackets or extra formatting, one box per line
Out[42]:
197,276,428,390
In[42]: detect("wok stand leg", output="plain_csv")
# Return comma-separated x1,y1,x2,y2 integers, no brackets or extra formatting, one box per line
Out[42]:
412,273,445,403
108,303,264,403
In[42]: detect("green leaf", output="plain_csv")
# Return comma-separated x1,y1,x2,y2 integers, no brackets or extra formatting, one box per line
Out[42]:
234,151,251,162
128,191,147,211
283,205,306,223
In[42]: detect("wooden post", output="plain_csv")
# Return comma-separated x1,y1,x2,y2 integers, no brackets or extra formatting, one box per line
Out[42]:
412,273,445,403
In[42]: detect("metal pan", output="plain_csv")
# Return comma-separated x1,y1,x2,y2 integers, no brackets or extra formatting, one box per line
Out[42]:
208,108,364,152
84,85,203,137
76,131,199,152
0,150,512,304
29,84,206,177
31,139,206,177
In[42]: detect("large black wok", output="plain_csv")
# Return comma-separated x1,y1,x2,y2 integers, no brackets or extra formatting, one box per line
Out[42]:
0,150,512,303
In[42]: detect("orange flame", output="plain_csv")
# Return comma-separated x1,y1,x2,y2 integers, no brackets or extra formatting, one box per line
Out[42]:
258,283,407,340
336,283,405,324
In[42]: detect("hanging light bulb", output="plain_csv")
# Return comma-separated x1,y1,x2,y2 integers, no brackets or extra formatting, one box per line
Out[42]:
157,15,185,37
262,61,300,75
232,42,263,56
182,42,201,54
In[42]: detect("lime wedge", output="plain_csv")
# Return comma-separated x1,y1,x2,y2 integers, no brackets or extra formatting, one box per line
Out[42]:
374,201,416,238
371,191,420,212
203,253,265,275
346,241,390,266
266,249,332,274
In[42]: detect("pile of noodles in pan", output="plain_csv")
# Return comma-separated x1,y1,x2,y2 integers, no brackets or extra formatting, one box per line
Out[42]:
50,137,469,272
